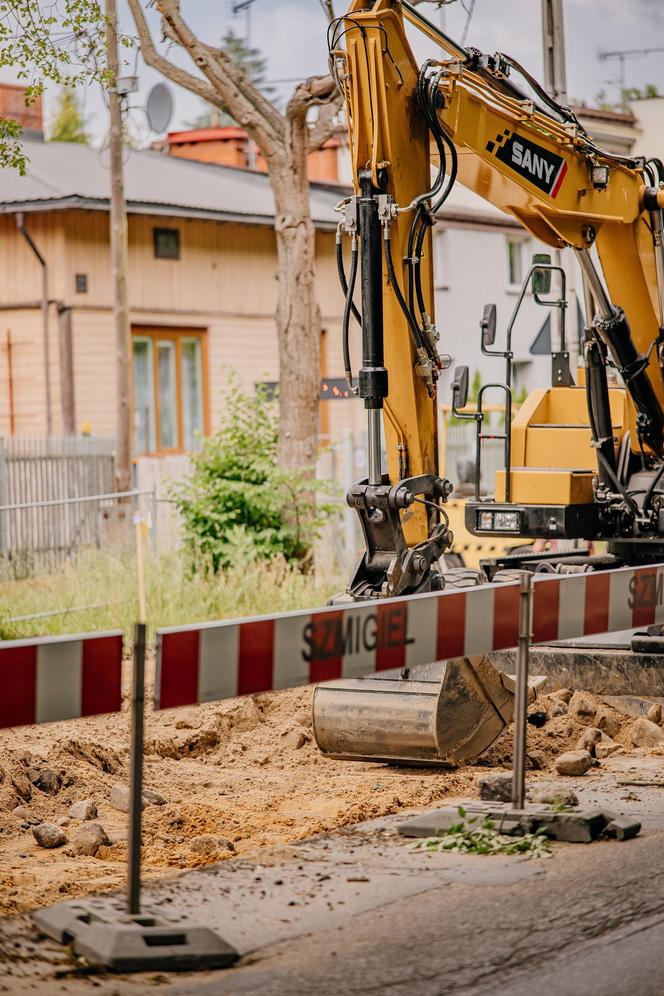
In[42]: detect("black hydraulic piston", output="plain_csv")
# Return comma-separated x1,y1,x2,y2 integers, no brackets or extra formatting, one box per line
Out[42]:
358,170,388,410
584,332,617,489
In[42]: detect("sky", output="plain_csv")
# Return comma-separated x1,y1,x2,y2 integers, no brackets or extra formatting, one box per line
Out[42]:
6,1,664,143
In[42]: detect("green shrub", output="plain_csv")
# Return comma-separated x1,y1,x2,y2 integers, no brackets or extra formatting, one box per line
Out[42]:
171,381,338,571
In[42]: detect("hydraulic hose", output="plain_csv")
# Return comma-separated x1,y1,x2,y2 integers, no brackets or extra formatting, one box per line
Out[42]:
383,229,429,357
336,226,362,327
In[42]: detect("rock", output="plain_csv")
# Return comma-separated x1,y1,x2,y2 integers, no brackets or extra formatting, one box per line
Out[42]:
11,773,32,802
26,767,40,784
576,727,603,757
554,750,593,777
569,693,596,722
143,789,166,806
647,703,663,725
35,768,61,795
631,716,664,748
478,773,512,802
551,700,568,718
32,823,67,849
109,785,132,813
550,688,573,704
72,823,110,857
56,817,69,827
596,740,622,760
12,805,39,825
595,706,622,739
527,710,548,728
527,750,546,771
530,785,579,806
189,834,234,857
294,709,313,730
69,800,98,821
280,726,310,751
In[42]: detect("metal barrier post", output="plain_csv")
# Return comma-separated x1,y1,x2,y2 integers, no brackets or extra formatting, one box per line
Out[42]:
128,621,146,915
512,572,532,809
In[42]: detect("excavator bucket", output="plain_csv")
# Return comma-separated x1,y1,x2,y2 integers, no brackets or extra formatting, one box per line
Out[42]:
312,656,545,767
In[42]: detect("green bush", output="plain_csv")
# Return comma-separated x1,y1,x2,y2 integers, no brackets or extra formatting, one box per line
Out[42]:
171,382,337,571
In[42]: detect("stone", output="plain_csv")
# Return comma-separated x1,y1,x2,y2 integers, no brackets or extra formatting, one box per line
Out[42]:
11,773,32,802
631,717,664,748
280,727,309,751
12,805,39,825
32,823,67,849
478,773,512,802
143,789,166,806
647,703,663,726
550,688,572,703
554,750,593,777
576,727,602,757
35,768,60,795
189,834,234,857
569,693,596,722
595,706,622,740
529,785,579,807
605,815,641,841
56,817,69,827
72,823,110,857
527,750,546,771
596,740,622,760
527,710,548,728
69,800,98,821
109,785,132,813
551,700,568,718
294,709,313,730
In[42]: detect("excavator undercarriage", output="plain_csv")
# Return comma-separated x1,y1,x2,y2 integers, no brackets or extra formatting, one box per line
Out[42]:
312,0,664,766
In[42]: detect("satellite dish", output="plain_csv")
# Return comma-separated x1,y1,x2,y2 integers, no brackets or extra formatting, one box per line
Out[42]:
145,82,174,134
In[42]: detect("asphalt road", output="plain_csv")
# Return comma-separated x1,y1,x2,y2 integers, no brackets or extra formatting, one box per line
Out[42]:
182,831,664,996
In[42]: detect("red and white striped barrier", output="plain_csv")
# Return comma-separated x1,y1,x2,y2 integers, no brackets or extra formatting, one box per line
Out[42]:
0,631,124,730
155,563,664,711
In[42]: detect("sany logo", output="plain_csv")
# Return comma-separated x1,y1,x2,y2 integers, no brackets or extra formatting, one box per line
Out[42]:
511,141,557,187
486,129,567,198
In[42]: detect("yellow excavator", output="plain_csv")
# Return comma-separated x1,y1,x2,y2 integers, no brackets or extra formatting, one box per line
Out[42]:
312,0,664,766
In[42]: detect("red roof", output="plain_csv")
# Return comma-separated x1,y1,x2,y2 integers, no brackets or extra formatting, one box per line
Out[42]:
167,127,248,145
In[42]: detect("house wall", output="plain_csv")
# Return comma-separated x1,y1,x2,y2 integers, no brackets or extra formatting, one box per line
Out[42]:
0,209,363,443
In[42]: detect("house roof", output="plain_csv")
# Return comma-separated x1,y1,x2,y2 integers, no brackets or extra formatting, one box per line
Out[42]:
0,137,343,230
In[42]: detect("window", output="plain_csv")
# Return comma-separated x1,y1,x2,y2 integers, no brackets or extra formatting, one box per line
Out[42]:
506,238,524,288
75,273,88,294
434,230,449,291
153,227,180,260
132,328,207,454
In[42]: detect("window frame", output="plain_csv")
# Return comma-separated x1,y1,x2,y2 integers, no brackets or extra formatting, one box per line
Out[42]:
506,236,527,292
153,227,181,261
131,327,209,456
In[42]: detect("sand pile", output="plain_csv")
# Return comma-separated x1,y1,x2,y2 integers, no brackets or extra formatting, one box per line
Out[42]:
0,673,659,917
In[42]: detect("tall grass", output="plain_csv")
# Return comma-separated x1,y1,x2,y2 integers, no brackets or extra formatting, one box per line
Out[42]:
0,550,342,641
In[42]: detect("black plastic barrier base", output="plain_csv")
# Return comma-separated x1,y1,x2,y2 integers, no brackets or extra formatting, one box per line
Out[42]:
33,897,238,972
398,802,641,844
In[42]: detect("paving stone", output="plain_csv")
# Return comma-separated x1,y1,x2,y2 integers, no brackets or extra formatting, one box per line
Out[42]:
529,785,579,806
33,822,67,849
554,750,593,777
478,773,512,802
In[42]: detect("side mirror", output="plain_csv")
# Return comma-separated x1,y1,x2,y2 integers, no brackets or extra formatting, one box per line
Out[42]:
452,365,469,409
532,253,552,295
480,303,497,348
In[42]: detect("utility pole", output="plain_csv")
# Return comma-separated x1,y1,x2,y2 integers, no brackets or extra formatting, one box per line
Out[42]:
105,0,132,492
541,0,567,103
541,0,575,368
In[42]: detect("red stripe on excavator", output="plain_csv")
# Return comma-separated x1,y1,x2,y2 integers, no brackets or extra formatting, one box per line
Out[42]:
551,160,567,198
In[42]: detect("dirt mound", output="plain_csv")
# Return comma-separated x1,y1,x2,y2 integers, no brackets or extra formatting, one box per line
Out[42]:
0,674,657,917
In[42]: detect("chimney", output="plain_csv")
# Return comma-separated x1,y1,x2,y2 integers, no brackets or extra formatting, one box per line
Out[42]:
0,83,43,138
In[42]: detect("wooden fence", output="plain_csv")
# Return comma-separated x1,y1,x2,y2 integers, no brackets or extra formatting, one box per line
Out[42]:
0,436,116,579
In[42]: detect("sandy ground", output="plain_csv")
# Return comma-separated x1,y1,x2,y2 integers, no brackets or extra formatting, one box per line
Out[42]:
0,657,657,919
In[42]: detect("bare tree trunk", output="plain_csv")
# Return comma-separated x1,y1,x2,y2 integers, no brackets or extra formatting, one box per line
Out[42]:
272,139,321,472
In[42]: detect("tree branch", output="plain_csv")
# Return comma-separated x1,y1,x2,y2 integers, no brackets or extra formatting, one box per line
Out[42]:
126,0,218,107
308,96,343,151
155,0,284,155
